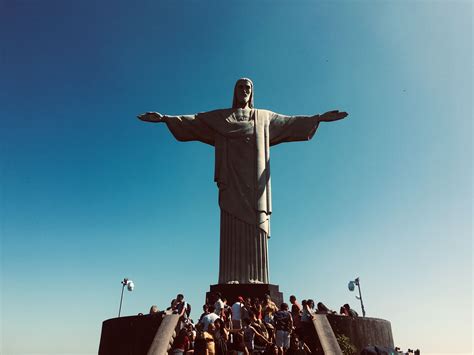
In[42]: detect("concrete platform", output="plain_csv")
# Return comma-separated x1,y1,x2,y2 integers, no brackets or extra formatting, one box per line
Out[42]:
99,313,394,355
99,283,394,355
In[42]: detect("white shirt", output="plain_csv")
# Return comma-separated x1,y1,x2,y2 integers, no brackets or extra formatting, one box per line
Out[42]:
231,302,243,321
214,299,225,315
200,312,219,331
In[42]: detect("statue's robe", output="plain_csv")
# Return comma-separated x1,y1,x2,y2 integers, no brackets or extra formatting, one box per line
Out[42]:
164,109,319,284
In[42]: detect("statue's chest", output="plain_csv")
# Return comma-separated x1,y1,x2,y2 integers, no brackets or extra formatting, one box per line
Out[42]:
211,109,267,139
229,108,253,123
221,112,255,136
234,111,251,122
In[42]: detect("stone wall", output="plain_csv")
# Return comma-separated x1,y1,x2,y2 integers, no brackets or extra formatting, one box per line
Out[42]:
98,313,164,355
327,315,394,352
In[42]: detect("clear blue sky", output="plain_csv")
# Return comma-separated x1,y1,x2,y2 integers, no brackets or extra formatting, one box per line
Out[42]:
1,1,471,354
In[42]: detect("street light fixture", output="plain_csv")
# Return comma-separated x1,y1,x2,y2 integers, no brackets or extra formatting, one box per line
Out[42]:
348,277,366,317
118,278,134,317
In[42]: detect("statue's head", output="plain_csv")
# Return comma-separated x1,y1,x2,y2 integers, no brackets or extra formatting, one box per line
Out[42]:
232,78,254,108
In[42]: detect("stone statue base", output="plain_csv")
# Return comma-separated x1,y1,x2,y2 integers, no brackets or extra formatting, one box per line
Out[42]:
206,283,283,306
98,282,394,355
98,311,394,355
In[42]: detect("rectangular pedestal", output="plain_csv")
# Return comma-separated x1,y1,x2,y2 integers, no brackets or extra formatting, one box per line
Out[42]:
207,283,283,306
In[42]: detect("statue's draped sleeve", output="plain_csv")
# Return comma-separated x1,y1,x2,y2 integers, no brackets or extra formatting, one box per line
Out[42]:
268,111,320,146
164,110,221,146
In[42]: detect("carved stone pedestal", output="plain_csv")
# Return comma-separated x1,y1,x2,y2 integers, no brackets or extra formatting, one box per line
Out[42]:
98,291,395,355
206,283,283,306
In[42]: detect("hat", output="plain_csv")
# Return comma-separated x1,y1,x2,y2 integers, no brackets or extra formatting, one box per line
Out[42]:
237,296,244,302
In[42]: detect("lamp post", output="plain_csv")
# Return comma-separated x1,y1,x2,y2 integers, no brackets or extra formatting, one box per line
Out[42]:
348,277,366,317
118,278,135,317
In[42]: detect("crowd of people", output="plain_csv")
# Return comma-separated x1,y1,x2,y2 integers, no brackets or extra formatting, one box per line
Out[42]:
149,292,360,355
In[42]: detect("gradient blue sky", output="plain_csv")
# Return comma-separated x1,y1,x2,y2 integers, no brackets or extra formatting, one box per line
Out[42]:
1,1,472,354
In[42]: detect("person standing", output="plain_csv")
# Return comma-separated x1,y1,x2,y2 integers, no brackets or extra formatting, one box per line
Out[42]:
200,306,220,332
173,294,189,328
214,293,225,318
274,303,293,355
213,318,229,355
289,295,302,336
300,300,315,349
199,304,210,323
289,296,301,317
232,296,245,329
262,294,278,325
243,318,270,354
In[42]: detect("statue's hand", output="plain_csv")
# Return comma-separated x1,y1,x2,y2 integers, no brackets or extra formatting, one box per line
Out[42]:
137,112,165,122
318,110,348,122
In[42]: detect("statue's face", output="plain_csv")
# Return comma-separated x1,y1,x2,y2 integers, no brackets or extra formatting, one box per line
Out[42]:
235,80,252,106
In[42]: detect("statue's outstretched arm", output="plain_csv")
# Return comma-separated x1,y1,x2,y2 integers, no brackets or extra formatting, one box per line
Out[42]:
137,112,166,122
268,110,348,146
317,110,348,122
137,112,197,123
137,111,216,146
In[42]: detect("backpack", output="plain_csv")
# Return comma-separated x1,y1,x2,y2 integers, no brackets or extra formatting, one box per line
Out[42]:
274,311,291,331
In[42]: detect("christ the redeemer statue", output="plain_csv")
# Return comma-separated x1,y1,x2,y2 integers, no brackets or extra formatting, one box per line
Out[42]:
138,78,347,285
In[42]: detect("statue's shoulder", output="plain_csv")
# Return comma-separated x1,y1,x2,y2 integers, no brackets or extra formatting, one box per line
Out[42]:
254,109,275,121
255,108,274,116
